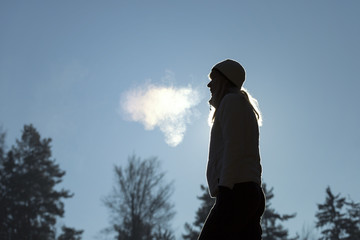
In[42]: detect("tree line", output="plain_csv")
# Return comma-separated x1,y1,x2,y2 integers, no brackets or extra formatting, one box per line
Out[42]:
0,125,359,239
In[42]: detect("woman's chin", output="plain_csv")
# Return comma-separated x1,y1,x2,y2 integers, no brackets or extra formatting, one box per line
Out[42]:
209,97,220,109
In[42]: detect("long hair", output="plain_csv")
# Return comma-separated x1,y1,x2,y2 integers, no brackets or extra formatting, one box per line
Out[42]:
240,88,262,127
209,87,262,127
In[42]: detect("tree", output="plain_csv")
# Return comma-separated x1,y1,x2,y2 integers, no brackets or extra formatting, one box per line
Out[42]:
0,124,82,239
183,183,297,240
297,224,317,240
343,200,360,239
261,183,298,240
182,185,215,240
57,226,84,240
0,128,5,162
315,186,360,240
103,154,175,240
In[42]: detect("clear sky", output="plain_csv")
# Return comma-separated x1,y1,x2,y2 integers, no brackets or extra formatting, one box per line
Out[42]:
1,1,359,239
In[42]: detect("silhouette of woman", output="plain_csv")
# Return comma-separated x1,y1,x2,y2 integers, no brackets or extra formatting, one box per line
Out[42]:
198,59,265,240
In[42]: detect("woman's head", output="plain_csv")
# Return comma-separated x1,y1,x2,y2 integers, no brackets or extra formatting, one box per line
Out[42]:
207,69,235,108
212,59,246,89
208,59,262,126
208,59,246,108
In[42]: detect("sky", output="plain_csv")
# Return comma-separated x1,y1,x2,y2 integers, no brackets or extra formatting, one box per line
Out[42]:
1,1,360,239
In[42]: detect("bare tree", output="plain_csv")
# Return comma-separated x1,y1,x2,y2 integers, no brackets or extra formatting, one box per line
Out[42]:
103,155,175,240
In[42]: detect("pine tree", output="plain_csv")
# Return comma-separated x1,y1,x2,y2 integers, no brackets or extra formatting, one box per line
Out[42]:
343,200,360,239
183,183,297,240
261,183,298,240
57,226,84,240
182,185,215,240
0,124,80,239
315,186,360,240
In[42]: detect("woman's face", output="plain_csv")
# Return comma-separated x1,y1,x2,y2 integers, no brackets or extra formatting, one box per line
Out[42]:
207,70,228,108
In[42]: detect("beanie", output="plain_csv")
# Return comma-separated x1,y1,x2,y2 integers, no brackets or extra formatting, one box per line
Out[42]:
212,59,245,88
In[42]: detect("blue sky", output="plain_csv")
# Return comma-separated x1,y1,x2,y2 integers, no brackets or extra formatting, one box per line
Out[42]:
1,1,359,239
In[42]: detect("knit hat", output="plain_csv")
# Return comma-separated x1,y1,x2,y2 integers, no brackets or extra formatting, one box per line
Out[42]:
212,59,245,88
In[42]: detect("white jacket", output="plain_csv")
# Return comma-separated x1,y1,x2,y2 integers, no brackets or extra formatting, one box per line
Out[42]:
207,92,262,197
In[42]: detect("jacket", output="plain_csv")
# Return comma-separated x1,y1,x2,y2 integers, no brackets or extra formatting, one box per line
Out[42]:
207,91,262,197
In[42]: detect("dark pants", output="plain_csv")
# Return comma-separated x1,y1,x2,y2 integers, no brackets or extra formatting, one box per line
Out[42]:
198,182,265,240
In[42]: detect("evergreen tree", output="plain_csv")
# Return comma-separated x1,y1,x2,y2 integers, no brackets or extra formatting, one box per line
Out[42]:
183,183,297,240
261,183,298,240
182,185,215,240
57,226,84,240
297,224,317,240
343,200,360,239
0,125,81,239
0,128,5,162
103,154,175,240
315,186,360,240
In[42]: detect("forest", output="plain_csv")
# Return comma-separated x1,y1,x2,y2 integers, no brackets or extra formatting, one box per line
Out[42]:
1,125,359,240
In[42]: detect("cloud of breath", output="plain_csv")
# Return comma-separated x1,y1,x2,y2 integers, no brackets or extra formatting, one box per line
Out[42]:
121,83,201,147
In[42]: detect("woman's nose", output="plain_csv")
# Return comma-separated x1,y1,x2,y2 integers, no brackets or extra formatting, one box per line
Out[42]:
207,81,212,88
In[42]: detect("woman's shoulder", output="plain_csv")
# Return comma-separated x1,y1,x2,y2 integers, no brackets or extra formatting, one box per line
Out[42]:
220,92,247,107
217,93,248,118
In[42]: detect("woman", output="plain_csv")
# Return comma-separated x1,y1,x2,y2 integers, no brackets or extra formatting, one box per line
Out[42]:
199,59,265,240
